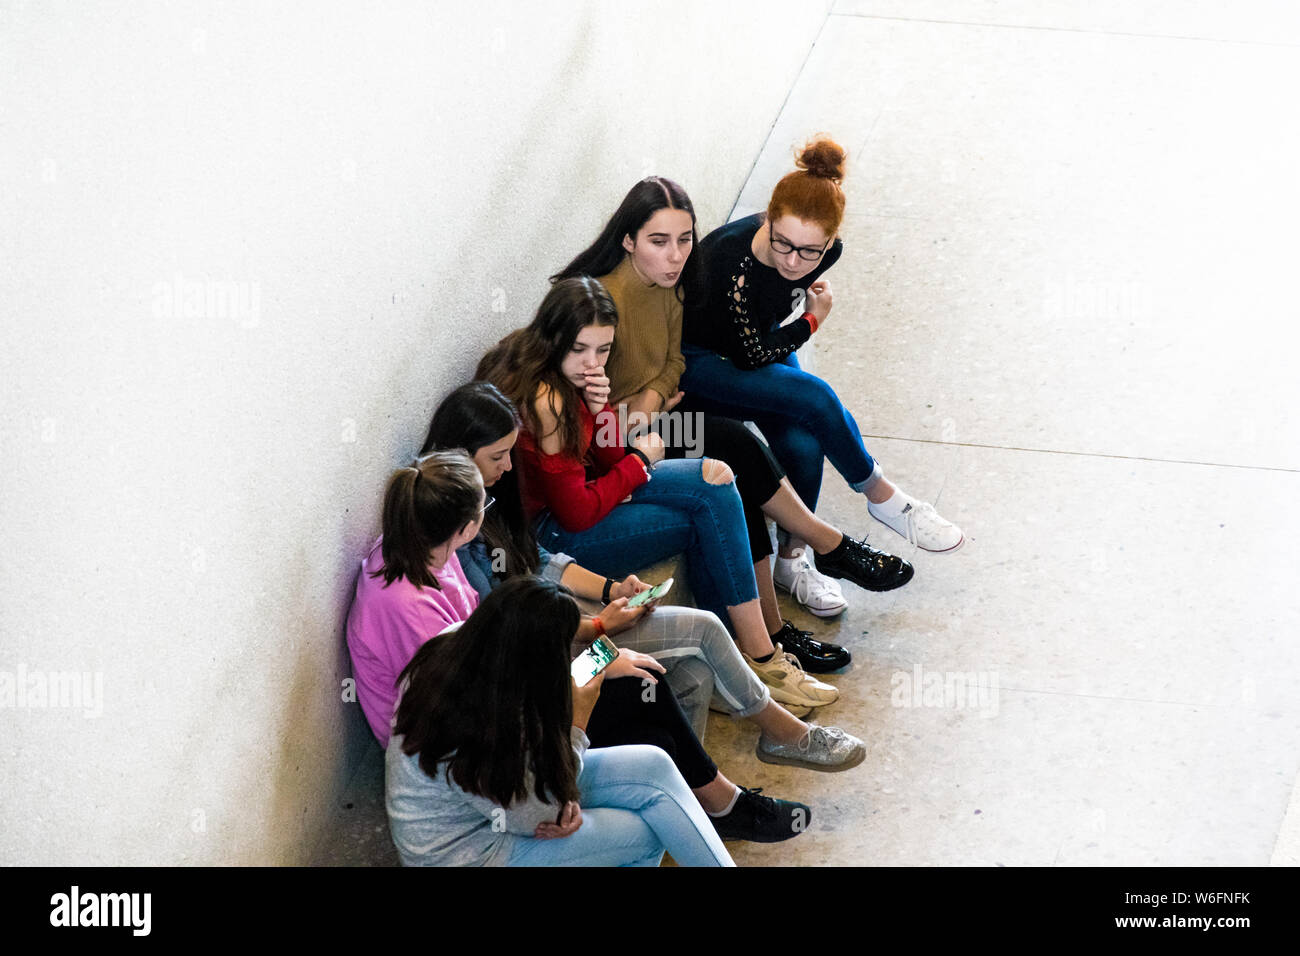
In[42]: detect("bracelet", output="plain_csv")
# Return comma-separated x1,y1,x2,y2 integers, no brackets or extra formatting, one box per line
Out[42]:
802,311,819,335
592,617,607,639
602,577,615,604
628,448,653,472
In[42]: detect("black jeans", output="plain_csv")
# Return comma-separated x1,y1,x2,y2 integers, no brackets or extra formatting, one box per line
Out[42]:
585,674,718,790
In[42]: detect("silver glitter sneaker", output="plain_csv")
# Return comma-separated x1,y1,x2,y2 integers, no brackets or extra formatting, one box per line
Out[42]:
756,725,866,772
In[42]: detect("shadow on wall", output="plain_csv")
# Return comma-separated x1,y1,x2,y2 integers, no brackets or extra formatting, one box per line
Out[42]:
368,7,611,418
294,9,618,864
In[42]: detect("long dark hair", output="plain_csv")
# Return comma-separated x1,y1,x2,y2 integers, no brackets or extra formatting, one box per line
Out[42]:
422,382,539,578
476,276,618,461
373,450,484,590
552,176,702,304
393,576,582,807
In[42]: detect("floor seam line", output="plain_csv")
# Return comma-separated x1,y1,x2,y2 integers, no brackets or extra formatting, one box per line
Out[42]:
857,434,1300,473
826,12,1300,49
726,7,833,223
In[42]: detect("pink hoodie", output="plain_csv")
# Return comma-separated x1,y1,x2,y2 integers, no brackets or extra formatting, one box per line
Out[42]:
345,537,479,745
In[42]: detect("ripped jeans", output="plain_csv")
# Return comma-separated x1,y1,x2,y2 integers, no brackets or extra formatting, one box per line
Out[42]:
535,458,759,634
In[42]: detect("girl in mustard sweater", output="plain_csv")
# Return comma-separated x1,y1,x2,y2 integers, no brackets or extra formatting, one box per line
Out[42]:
552,176,915,638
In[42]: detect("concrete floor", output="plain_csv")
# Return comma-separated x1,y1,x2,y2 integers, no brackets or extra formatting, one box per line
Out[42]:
316,2,1300,866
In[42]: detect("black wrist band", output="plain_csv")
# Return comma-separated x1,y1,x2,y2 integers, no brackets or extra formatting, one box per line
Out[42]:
602,578,615,604
628,448,652,470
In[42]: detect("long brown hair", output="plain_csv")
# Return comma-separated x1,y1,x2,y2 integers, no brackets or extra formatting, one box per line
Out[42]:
475,276,618,461
393,576,581,807
373,450,484,590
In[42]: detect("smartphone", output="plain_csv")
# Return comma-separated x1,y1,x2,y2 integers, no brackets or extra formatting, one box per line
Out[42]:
626,577,673,609
571,634,619,686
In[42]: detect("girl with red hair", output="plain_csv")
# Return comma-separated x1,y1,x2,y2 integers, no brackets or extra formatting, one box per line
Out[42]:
680,137,964,606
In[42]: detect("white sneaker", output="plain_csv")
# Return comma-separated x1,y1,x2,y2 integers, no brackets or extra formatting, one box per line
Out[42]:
773,550,847,618
744,643,840,709
868,497,964,553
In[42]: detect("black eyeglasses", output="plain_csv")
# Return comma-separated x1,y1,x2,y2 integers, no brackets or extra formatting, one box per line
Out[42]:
769,221,831,261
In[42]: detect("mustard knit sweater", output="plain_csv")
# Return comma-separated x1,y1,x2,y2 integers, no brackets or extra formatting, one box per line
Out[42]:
597,256,686,408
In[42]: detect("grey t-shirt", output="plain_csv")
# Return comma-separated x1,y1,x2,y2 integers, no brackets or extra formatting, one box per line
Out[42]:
385,724,589,867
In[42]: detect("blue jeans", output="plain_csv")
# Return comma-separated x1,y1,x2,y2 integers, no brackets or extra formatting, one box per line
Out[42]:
534,458,759,631
504,745,735,867
679,344,880,512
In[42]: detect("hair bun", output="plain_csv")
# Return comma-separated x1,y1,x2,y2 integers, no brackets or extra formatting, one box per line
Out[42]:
795,136,846,182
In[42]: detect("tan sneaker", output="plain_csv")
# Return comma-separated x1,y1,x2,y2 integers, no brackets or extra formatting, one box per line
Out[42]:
744,642,839,709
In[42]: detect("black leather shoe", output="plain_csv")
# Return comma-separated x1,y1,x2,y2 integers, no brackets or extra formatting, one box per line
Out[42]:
815,535,914,592
711,787,811,843
772,620,851,673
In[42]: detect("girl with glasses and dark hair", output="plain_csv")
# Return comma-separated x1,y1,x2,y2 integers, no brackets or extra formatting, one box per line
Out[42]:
476,280,870,771
386,576,734,866
553,174,915,629
679,136,966,584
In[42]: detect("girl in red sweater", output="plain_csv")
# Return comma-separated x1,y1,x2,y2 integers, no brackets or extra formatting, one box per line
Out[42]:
476,277,851,717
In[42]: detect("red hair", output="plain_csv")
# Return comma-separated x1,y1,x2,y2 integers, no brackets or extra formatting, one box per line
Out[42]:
767,136,847,237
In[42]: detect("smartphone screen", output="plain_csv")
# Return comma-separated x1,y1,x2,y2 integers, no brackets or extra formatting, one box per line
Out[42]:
571,634,619,686
626,577,673,609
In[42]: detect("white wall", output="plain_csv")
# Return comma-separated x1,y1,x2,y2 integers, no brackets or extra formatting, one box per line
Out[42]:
0,0,832,864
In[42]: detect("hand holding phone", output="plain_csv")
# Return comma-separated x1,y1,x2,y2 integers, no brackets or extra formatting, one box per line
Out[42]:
594,596,647,636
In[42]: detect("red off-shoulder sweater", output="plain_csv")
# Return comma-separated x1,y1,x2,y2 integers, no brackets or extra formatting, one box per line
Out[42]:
515,402,649,532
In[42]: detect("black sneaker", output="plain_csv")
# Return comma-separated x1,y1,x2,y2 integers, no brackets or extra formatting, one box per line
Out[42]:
711,787,811,843
815,535,914,592
771,620,851,673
